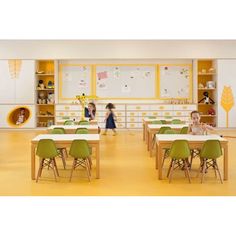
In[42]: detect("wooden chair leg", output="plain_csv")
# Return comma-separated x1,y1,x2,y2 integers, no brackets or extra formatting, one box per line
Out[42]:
61,149,67,169
167,159,173,178
86,159,91,176
184,160,191,183
36,159,44,182
51,160,57,182
213,160,217,178
85,160,91,182
169,160,176,183
69,159,76,182
88,156,92,170
197,159,203,178
53,158,59,177
201,159,206,184
214,160,223,184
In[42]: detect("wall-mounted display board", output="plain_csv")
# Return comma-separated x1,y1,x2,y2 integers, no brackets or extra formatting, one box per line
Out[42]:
95,64,157,99
158,64,192,100
59,64,92,100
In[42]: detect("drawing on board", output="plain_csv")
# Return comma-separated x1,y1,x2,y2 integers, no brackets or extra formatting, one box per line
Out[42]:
59,64,92,99
95,65,156,98
159,65,192,99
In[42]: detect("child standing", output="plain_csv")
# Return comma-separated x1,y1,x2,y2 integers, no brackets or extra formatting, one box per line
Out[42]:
188,110,214,135
103,103,117,135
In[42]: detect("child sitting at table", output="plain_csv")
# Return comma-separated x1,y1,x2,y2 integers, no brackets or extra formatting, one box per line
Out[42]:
188,110,214,135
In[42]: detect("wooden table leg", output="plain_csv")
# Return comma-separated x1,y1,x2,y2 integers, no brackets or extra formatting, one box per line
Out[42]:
145,123,148,144
143,123,145,141
31,144,36,180
150,131,154,157
147,130,150,151
95,143,100,179
156,142,159,170
158,144,163,180
223,144,228,181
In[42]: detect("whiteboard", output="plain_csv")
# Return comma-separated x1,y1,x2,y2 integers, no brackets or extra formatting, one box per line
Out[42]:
95,65,156,98
59,64,92,99
159,64,192,99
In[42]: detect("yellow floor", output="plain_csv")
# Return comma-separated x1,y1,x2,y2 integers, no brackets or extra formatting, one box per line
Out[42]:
0,129,236,196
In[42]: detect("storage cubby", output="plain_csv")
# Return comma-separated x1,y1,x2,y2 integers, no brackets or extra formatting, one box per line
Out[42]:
35,60,55,127
197,60,217,126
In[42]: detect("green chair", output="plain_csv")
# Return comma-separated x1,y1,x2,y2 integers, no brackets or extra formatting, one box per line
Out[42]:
69,140,91,182
51,128,67,169
64,120,75,125
151,120,162,124
78,120,90,125
75,128,89,134
148,116,156,119
171,119,182,124
164,116,172,119
180,126,188,134
198,140,223,184
152,126,171,152
36,139,59,182
164,129,178,134
167,140,191,183
160,120,167,124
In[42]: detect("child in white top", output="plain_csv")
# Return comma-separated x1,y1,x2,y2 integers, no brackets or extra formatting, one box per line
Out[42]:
16,108,26,125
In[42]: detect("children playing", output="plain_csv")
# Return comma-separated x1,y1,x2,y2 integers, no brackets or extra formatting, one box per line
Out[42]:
16,108,26,125
103,103,117,135
188,110,214,135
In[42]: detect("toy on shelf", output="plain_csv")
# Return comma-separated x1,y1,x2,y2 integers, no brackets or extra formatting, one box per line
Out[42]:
38,91,47,104
208,67,216,73
198,91,215,104
47,81,54,89
208,108,216,115
47,92,54,104
76,93,97,120
37,80,45,90
206,81,215,89
198,83,204,89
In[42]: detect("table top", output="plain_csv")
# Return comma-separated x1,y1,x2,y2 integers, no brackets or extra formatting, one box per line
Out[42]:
148,124,188,129
156,134,227,142
48,125,98,130
143,118,174,122
32,134,100,142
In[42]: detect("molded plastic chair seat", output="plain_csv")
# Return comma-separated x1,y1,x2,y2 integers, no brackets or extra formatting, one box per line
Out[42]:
78,120,90,125
69,140,92,182
151,120,162,124
198,140,223,184
64,120,75,125
171,119,182,124
180,126,188,134
36,139,60,182
167,140,191,183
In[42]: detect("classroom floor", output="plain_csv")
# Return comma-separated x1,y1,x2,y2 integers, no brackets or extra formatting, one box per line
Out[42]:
0,129,236,196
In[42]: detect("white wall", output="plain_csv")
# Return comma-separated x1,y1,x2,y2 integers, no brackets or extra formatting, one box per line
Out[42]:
217,60,236,127
1,40,236,59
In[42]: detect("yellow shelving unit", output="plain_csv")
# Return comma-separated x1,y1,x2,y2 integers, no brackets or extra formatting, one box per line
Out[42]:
35,60,55,127
197,60,217,126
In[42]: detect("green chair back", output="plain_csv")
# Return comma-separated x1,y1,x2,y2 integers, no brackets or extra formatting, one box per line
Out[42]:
171,119,182,124
158,126,171,134
78,120,89,125
75,128,89,134
169,140,191,160
36,139,58,159
200,140,222,159
160,120,167,124
64,120,75,125
164,116,172,119
180,126,188,134
51,127,65,134
148,116,156,119
164,129,178,134
151,120,162,124
69,140,90,159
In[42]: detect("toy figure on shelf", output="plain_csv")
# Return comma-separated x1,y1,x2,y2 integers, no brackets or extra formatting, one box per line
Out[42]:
198,91,215,104
76,93,97,120
38,91,47,104
37,80,45,90
208,108,216,115
47,81,54,89
47,92,54,104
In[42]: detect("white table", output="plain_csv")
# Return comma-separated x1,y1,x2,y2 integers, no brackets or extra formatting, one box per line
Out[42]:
155,134,228,180
147,124,188,155
31,134,100,179
48,125,99,134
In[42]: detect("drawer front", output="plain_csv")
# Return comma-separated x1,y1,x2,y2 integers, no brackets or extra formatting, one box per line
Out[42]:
127,117,139,122
127,123,142,128
173,105,197,111
162,111,173,117
154,105,173,110
116,122,126,128
172,111,191,116
126,105,149,110
116,111,126,116
116,117,126,122
126,111,139,117
56,105,80,111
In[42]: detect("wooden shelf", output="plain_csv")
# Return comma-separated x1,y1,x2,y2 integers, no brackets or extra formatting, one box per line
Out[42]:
36,74,54,76
200,115,216,117
36,89,54,91
37,115,55,118
198,73,216,75
198,103,216,106
198,88,216,90
36,104,55,106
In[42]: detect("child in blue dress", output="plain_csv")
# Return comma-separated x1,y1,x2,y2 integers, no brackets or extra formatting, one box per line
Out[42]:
103,103,117,135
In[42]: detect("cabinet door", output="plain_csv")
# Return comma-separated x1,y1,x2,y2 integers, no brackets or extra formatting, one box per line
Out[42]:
15,60,35,103
0,60,15,103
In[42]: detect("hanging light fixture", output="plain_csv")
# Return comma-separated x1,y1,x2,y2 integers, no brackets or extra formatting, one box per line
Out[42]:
8,59,22,79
